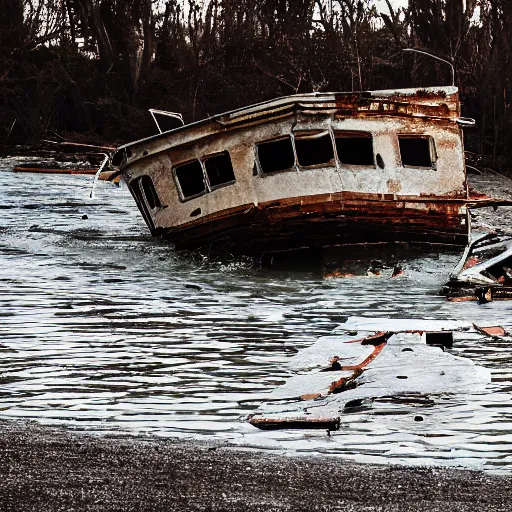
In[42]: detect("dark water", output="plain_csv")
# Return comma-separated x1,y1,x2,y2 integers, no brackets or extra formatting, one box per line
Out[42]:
1,159,512,472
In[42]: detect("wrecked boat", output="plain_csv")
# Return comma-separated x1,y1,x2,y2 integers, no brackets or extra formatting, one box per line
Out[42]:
441,232,512,301
110,87,478,255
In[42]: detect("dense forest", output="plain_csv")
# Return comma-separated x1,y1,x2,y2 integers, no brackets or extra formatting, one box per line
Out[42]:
1,0,511,165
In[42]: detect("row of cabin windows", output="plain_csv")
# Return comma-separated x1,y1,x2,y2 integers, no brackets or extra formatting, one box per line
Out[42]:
257,132,376,174
175,151,236,200
256,132,435,175
134,133,436,206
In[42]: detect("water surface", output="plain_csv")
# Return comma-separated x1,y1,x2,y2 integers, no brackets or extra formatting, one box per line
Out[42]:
1,160,512,472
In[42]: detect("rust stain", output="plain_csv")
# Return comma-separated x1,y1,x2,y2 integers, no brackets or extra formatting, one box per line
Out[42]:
387,179,402,194
327,332,392,395
344,332,389,344
473,324,507,338
328,369,364,394
248,416,341,431
300,393,323,401
462,256,479,271
323,271,355,279
340,342,387,371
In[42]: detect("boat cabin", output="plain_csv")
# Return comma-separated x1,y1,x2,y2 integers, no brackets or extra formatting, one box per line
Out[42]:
111,87,471,255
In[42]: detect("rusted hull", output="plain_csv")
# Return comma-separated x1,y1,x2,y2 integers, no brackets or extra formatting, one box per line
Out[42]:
154,193,468,254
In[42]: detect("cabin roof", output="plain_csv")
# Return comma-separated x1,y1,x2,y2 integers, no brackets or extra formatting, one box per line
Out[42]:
113,86,459,157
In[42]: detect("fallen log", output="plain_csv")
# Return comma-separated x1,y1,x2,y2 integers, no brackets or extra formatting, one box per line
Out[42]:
13,166,118,181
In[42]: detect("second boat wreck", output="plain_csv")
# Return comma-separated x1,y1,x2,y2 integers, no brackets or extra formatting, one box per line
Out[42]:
111,86,481,255
441,232,512,301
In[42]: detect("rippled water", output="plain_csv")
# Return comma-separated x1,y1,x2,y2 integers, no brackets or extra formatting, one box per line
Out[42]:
1,159,512,472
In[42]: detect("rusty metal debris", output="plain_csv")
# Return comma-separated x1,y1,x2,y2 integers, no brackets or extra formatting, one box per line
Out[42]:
248,317,490,431
472,324,508,339
323,260,405,279
441,233,512,301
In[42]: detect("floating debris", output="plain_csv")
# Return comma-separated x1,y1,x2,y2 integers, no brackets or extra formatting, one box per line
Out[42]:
249,317,490,430
249,416,341,431
13,162,117,181
441,233,512,301
473,324,508,339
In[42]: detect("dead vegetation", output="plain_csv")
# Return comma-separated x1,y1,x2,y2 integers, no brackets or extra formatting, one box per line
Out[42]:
1,0,512,169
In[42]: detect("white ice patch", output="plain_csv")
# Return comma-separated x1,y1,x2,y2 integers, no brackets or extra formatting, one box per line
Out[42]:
336,316,472,333
251,330,491,423
288,332,377,371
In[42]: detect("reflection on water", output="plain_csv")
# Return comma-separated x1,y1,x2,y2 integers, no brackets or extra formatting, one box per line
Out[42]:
1,160,512,472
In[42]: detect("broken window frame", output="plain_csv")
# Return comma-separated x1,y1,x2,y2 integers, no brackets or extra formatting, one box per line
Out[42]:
128,175,160,231
173,151,236,202
173,159,208,201
131,175,162,211
333,131,375,168
398,135,437,170
255,135,297,176
203,151,236,191
293,130,336,169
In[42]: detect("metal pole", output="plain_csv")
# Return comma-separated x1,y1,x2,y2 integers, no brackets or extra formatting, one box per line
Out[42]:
90,153,110,199
402,48,455,87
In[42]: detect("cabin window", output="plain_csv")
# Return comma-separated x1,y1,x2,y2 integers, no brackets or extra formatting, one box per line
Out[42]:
131,175,161,210
294,132,335,167
204,152,236,189
398,136,436,168
139,175,161,209
335,132,374,166
129,178,143,206
175,160,206,199
257,136,295,174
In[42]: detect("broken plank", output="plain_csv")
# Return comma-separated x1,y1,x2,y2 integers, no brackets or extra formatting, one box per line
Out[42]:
472,324,508,339
249,415,340,431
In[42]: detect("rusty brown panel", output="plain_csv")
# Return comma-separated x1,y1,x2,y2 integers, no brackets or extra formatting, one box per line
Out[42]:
473,324,508,338
444,285,512,302
333,98,452,120
412,89,448,99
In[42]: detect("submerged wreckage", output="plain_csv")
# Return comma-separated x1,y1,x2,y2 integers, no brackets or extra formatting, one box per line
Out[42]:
109,86,502,255
442,232,512,301
249,317,495,431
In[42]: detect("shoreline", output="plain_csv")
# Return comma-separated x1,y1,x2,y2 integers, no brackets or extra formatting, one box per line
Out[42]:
1,420,511,511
